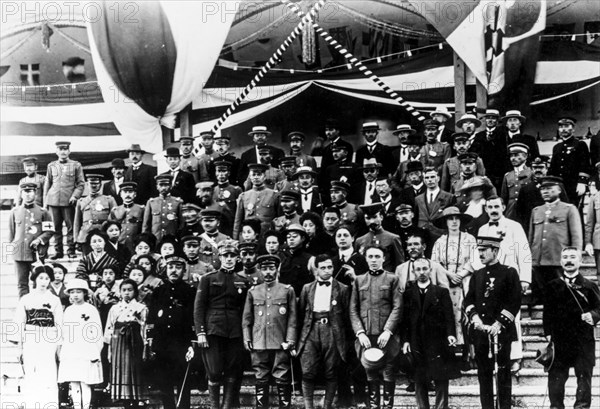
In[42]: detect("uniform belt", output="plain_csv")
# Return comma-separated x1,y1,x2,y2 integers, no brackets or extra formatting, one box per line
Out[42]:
313,311,330,324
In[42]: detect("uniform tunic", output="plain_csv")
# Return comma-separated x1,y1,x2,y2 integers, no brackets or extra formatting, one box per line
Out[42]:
420,141,452,171
109,203,145,251
58,302,104,384
440,156,486,193
74,193,118,244
17,174,46,206
233,186,279,240
181,154,201,183
243,166,286,191
549,136,592,204
336,202,363,233
198,232,230,271
142,194,183,243
213,183,243,215
271,213,301,232
500,167,533,222
43,158,85,206
242,281,297,383
355,229,405,272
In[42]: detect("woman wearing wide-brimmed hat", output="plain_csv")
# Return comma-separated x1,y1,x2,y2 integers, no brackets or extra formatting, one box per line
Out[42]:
431,207,479,346
457,176,494,236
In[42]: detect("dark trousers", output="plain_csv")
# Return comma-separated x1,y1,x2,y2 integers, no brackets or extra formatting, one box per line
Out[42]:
531,265,560,305
361,335,397,382
415,379,449,409
201,335,243,384
49,205,75,254
251,350,291,384
155,348,191,409
593,250,600,281
14,260,31,298
548,361,594,409
474,336,512,409
300,320,341,382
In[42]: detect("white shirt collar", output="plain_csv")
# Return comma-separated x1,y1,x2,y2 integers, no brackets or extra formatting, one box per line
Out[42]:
514,164,526,173
427,187,440,197
412,182,424,191
339,248,354,260
366,141,378,148
417,280,431,289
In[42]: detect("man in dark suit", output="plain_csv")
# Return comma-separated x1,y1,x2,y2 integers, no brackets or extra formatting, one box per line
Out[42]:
500,110,540,165
430,106,454,145
103,158,126,205
164,147,196,204
297,254,351,409
401,257,457,409
238,126,284,183
415,167,455,246
355,122,395,178
331,225,369,286
291,166,323,214
124,144,157,205
351,158,382,206
313,118,354,172
210,134,241,185
397,161,426,211
321,143,361,194
470,109,508,190
392,134,426,192
543,247,600,409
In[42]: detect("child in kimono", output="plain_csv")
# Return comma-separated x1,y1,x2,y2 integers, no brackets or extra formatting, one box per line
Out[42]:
49,262,70,308
11,265,63,408
58,278,103,409
104,279,148,407
123,233,160,277
76,229,119,291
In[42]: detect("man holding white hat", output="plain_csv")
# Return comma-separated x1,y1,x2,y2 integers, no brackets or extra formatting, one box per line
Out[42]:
430,106,454,144
501,110,539,162
356,122,395,178
239,126,285,183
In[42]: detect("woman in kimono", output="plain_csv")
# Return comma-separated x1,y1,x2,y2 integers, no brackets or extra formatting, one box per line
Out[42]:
134,255,163,304
104,279,148,407
431,207,479,346
76,229,119,292
58,278,103,409
123,233,160,277
11,265,63,408
103,220,131,273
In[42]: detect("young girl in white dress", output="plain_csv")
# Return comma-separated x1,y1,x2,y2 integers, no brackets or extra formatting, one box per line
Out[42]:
58,278,104,409
11,265,63,408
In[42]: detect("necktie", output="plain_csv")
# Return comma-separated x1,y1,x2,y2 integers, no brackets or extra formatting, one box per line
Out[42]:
489,222,499,227
402,147,407,157
369,146,374,154
318,281,331,287
429,193,434,204
340,254,346,263
565,276,576,285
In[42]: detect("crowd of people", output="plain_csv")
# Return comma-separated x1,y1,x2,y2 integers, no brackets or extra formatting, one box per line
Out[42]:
7,107,600,409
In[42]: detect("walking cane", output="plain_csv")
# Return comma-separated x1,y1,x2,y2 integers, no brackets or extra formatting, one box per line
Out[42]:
490,334,500,409
289,350,298,404
177,340,197,408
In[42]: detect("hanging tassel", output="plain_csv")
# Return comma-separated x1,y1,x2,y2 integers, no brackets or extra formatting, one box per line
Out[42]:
302,14,316,65
40,21,53,52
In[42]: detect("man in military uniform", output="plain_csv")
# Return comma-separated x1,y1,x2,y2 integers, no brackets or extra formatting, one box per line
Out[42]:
275,156,298,193
465,236,522,409
142,174,184,243
452,153,497,209
388,204,429,254
549,116,592,206
74,174,117,254
239,240,262,286
529,176,582,306
147,255,196,409
197,130,216,181
102,158,126,205
242,254,297,409
350,245,402,409
181,235,214,286
321,143,361,193
196,180,234,237
272,190,302,232
292,166,322,214
355,122,395,178
233,163,280,240
8,182,54,297
297,254,351,409
288,131,317,169
213,160,243,215
440,133,486,192
165,147,196,204
178,202,203,238
198,209,231,271
17,157,45,207
330,181,363,235
355,203,405,272
210,134,241,185
43,140,85,259
244,146,286,191
109,181,144,252
279,224,315,296
195,240,250,409
124,144,157,205
420,119,452,172
179,135,202,184
501,143,533,222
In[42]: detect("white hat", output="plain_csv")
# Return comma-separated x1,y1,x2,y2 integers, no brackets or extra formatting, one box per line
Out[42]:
65,278,90,293
430,106,452,119
456,113,482,128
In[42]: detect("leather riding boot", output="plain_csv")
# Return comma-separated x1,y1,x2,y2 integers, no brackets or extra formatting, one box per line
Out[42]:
255,382,269,408
208,382,221,409
368,380,381,409
222,379,237,409
277,384,292,409
301,381,315,409
324,381,338,409
382,381,395,409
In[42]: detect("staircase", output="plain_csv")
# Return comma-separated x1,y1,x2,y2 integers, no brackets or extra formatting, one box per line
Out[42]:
1,209,599,408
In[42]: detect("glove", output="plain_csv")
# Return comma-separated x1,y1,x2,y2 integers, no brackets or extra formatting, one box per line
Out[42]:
585,243,595,257
197,333,209,348
576,183,586,196
472,315,484,331
487,321,503,336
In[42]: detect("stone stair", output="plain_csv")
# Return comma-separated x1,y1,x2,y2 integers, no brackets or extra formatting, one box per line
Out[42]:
1,209,600,408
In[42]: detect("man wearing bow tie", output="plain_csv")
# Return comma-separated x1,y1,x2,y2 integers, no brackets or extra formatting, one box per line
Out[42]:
74,174,117,255
350,246,402,409
543,247,600,409
297,254,351,409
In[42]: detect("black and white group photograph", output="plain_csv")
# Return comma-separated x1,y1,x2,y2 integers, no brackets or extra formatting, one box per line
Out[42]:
1,1,599,408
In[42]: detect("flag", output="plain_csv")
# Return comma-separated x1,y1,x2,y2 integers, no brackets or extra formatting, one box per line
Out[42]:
20,64,40,86
486,1,546,110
